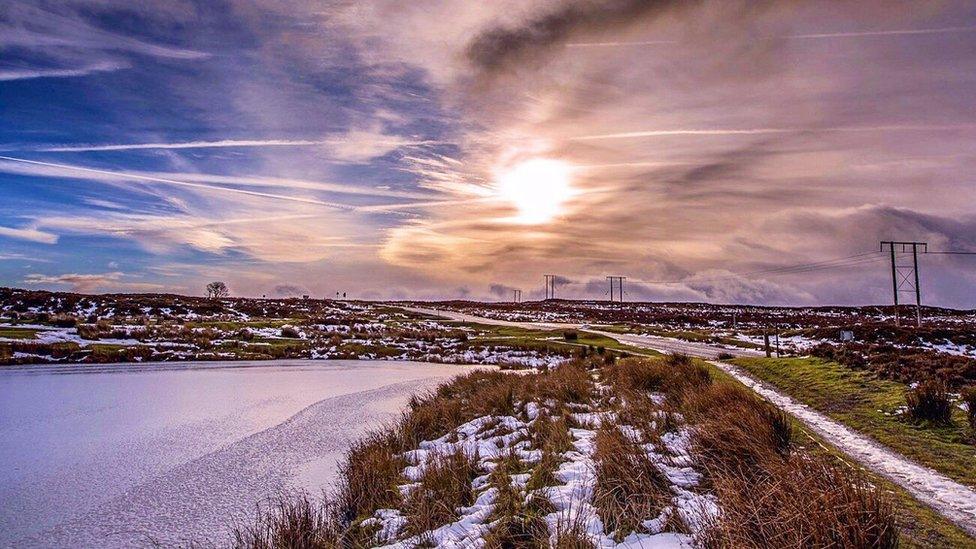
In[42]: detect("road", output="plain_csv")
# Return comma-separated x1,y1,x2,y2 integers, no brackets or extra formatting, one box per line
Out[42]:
404,306,765,359
405,306,976,538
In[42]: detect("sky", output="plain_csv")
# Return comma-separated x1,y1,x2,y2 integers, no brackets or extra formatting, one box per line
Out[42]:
1,0,975,307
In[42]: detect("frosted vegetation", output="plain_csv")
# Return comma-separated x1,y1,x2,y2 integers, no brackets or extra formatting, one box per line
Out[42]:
233,354,897,548
0,289,571,368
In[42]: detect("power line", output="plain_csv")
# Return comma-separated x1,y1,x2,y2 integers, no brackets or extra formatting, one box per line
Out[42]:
926,250,976,255
627,251,884,286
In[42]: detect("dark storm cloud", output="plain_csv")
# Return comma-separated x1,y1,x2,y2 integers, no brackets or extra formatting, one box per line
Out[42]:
465,0,696,73
271,284,308,297
489,283,516,298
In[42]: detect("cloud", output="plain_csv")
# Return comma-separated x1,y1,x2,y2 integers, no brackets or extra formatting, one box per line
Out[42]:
489,283,516,298
271,284,308,298
792,25,976,40
0,61,129,81
0,156,361,211
26,136,443,154
0,2,209,60
570,124,976,141
0,253,50,262
4,1,976,307
24,272,124,292
465,0,688,74
0,225,58,244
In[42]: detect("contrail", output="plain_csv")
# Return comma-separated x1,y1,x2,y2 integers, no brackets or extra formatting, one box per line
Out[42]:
565,40,676,47
793,25,976,39
24,138,445,152
571,124,976,141
565,25,976,48
0,155,360,211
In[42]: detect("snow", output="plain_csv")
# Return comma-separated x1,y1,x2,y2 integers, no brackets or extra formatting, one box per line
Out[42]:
365,395,710,548
707,359,976,537
0,359,484,547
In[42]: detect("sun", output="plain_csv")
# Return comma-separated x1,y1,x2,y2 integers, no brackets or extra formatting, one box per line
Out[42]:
495,158,575,224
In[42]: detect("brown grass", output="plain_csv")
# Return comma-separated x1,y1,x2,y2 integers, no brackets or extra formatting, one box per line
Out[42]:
332,431,404,527
230,355,898,548
604,354,712,407
684,382,793,475
686,381,896,548
482,451,552,548
402,448,481,536
232,495,337,549
700,456,898,548
592,425,671,541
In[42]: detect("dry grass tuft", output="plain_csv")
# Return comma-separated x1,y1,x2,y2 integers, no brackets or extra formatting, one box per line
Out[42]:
687,381,896,548
685,382,793,475
402,448,481,536
536,362,594,407
700,456,898,548
333,431,403,527
232,495,337,549
603,355,711,407
592,425,671,541
483,452,552,548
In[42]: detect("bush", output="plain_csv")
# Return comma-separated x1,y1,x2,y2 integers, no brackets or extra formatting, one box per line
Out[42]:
76,324,100,340
905,380,953,424
562,330,578,341
961,387,976,433
716,352,735,361
50,315,79,328
280,326,301,338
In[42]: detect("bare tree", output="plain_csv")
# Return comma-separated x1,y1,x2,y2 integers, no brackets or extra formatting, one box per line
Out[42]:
206,281,229,299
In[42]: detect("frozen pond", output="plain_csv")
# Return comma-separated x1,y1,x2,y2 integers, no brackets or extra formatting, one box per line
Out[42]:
0,359,483,548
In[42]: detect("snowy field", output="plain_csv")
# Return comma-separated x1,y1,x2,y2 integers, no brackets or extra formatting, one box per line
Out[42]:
0,360,483,548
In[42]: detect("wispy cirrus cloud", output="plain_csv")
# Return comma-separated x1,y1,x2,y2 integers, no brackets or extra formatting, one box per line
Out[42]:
1,2,209,60
26,137,443,154
570,124,976,141
0,61,129,81
0,225,58,244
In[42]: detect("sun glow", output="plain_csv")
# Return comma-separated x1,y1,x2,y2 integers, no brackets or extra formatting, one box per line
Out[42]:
495,158,575,224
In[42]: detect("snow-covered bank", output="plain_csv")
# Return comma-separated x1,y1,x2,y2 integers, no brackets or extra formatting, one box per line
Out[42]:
0,360,483,547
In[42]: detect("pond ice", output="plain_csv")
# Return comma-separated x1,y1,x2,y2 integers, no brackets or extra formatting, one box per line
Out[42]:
0,359,482,547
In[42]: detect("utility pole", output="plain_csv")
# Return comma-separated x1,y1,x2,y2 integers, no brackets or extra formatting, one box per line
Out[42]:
606,276,626,303
880,241,927,327
544,275,557,300
512,289,522,303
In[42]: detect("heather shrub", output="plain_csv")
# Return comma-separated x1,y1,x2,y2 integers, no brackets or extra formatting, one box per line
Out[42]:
280,326,301,338
905,380,953,424
961,387,976,433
